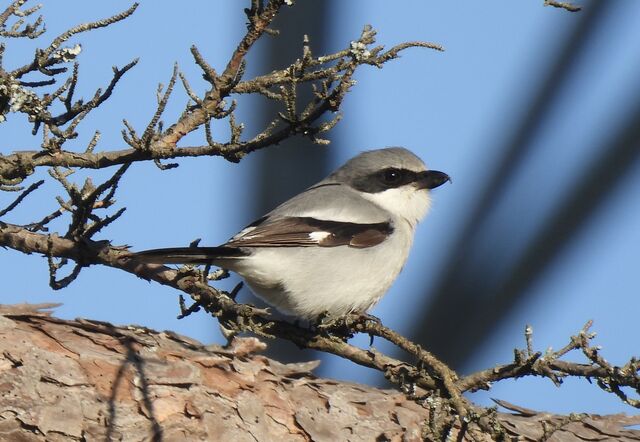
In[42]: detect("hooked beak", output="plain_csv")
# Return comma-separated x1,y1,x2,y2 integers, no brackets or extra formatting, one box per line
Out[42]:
417,170,451,190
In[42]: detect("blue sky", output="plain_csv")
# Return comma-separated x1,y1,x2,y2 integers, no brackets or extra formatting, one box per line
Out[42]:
2,0,639,416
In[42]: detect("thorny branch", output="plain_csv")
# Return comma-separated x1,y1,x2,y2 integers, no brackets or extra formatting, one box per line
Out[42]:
0,1,442,183
1,0,633,440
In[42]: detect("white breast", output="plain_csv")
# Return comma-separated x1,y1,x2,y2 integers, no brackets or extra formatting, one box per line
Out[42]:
360,186,431,228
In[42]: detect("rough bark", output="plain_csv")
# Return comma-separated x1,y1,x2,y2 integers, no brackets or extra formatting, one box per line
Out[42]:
0,304,638,441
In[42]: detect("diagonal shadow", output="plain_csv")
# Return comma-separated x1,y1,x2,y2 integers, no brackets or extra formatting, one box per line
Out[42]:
105,330,163,442
409,0,614,368
491,85,640,322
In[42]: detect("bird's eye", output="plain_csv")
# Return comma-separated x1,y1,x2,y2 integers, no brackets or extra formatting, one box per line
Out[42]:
381,168,403,184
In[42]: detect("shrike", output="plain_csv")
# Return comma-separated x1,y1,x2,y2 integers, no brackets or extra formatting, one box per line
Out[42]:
135,147,450,319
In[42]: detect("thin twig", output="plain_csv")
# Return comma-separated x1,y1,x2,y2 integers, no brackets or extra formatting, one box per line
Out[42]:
0,179,44,217
544,0,582,12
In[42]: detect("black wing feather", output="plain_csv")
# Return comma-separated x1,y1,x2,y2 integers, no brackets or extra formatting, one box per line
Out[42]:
134,246,246,264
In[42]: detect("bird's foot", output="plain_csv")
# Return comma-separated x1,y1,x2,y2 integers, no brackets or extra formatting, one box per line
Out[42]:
355,312,382,328
314,312,354,342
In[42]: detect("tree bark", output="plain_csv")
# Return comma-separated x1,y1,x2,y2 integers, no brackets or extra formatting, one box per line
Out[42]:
0,304,638,441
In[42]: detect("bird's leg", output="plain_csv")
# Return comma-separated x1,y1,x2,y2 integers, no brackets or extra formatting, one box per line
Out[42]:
344,312,381,346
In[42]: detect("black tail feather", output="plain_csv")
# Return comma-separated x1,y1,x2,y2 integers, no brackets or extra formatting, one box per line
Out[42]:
133,246,246,264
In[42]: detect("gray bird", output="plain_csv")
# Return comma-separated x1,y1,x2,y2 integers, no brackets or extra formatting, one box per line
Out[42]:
135,147,450,319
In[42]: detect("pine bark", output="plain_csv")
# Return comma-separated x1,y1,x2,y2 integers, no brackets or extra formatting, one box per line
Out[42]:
0,304,638,441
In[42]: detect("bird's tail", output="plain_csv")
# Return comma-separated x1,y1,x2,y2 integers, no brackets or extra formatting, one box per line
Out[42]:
133,246,246,264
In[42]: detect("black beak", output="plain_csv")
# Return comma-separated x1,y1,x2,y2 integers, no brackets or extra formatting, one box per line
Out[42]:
417,170,451,190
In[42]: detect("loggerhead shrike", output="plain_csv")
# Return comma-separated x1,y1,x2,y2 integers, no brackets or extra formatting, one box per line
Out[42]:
135,147,450,319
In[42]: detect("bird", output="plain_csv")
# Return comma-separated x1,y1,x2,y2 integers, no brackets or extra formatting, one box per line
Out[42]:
134,147,450,320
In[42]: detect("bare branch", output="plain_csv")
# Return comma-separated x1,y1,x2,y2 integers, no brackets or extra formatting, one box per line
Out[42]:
48,253,83,290
140,64,179,149
544,0,582,12
1,19,441,182
44,58,139,132
0,0,45,39
0,179,43,217
39,3,137,73
190,45,217,86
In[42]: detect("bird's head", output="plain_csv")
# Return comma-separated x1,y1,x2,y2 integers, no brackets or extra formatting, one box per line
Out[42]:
330,147,450,227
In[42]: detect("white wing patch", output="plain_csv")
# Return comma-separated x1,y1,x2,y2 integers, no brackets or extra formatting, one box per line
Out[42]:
309,231,331,242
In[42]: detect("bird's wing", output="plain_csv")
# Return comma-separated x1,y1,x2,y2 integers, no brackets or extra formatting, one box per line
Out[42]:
226,216,393,249
267,183,391,224
133,216,392,265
